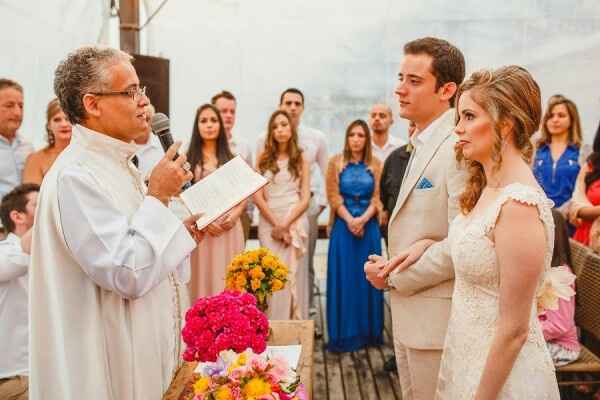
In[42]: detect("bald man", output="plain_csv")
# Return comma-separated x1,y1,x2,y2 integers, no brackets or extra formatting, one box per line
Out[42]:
369,103,405,162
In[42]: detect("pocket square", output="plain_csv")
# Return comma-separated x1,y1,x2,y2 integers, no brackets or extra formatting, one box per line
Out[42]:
416,177,434,189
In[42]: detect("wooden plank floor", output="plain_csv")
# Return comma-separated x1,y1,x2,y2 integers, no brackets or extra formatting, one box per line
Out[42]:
311,279,402,400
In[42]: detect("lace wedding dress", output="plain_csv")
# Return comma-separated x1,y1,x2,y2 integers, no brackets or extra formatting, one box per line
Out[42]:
436,183,560,399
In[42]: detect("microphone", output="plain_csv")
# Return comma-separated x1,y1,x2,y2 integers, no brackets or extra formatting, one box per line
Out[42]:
151,112,192,190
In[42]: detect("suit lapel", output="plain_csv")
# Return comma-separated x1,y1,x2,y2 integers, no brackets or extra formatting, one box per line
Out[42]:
389,110,455,223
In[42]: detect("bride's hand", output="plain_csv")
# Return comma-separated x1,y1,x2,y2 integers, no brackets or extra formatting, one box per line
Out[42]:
377,239,435,279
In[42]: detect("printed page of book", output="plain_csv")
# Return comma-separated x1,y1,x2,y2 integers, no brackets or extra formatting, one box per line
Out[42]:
180,155,268,230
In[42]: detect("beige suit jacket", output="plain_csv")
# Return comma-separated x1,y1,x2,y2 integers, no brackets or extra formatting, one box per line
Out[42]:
387,109,466,350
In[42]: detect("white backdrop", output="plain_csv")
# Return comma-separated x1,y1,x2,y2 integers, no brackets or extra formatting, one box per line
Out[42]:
1,0,600,152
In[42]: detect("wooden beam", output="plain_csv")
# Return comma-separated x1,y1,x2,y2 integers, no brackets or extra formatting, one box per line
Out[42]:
119,0,140,54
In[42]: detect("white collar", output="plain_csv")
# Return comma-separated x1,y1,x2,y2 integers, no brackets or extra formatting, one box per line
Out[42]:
411,109,453,148
3,232,21,245
372,133,400,150
73,124,138,161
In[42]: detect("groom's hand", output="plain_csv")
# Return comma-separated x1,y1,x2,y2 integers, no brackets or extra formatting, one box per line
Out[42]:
364,255,389,289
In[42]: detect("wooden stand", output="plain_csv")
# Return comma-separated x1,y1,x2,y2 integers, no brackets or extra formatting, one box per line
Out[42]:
163,320,315,400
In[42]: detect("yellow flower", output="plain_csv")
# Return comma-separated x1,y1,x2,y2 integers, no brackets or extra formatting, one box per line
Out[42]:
271,279,284,292
257,247,268,257
235,273,247,288
262,255,276,269
192,377,210,394
251,278,261,291
225,277,235,289
243,377,272,397
274,268,287,279
248,251,259,264
215,385,233,400
249,267,265,280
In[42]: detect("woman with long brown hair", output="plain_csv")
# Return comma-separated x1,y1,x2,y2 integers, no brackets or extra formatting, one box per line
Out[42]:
325,119,383,353
23,98,72,184
533,95,583,208
254,110,310,320
186,103,245,301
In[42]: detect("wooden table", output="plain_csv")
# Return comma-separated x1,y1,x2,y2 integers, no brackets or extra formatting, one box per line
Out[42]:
163,319,315,400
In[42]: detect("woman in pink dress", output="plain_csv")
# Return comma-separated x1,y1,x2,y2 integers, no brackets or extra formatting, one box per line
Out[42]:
254,110,311,320
186,104,246,301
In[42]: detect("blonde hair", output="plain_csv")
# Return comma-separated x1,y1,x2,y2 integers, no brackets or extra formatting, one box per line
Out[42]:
45,98,63,147
456,65,541,214
537,94,582,148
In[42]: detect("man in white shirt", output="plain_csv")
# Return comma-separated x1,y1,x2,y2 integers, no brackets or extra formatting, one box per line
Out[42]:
256,88,328,312
134,103,164,181
211,90,253,240
29,46,203,400
369,103,405,162
0,183,38,400
0,79,33,204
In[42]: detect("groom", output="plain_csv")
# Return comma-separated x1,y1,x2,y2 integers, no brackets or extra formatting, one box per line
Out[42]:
365,37,466,400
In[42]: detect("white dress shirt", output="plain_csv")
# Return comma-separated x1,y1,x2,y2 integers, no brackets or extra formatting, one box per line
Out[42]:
256,123,328,206
230,136,252,167
372,134,406,162
0,233,30,378
0,133,33,200
229,136,254,219
134,134,164,181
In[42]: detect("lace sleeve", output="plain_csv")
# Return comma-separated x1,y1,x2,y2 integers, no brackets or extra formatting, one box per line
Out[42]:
483,183,555,270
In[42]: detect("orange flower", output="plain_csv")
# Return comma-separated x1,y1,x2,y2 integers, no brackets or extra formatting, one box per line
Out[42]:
271,279,284,292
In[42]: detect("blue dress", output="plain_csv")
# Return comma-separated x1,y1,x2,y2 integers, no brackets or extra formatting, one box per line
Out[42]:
327,162,383,352
533,144,580,208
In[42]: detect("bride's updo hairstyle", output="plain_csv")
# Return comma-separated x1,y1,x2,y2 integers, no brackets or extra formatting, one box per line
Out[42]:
455,65,541,214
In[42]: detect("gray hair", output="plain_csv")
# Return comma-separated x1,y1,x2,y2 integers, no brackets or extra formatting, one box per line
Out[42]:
0,78,23,93
53,46,132,124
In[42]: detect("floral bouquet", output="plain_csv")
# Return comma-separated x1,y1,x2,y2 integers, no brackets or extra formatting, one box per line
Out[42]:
537,265,576,314
225,248,288,311
182,291,270,362
190,349,307,400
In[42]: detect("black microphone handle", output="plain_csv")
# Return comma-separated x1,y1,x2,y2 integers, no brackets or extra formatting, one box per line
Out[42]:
156,131,192,191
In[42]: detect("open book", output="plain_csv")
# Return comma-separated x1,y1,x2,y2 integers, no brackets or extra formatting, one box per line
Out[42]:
179,156,268,230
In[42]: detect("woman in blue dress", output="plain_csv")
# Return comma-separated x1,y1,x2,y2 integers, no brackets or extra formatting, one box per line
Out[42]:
533,95,583,208
325,119,383,352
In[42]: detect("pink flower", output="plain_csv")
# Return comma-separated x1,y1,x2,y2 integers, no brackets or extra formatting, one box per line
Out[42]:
182,291,270,362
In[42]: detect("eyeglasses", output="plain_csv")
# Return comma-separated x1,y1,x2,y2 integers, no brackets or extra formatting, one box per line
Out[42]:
89,86,147,102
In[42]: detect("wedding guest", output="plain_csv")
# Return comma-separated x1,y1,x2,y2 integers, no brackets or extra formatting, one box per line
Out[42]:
186,103,245,301
254,110,310,320
0,183,38,400
533,95,583,209
326,119,383,352
369,103,405,162
134,103,163,181
211,90,253,241
538,210,581,367
569,121,600,247
0,79,33,201
23,98,72,184
256,88,328,312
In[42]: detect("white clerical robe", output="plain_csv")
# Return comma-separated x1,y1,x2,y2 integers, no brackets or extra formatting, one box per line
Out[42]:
29,125,197,400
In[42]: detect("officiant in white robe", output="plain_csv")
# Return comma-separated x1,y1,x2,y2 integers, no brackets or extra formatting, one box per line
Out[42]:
29,46,202,400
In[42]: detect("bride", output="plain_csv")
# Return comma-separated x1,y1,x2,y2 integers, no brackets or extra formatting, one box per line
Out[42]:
395,65,560,399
